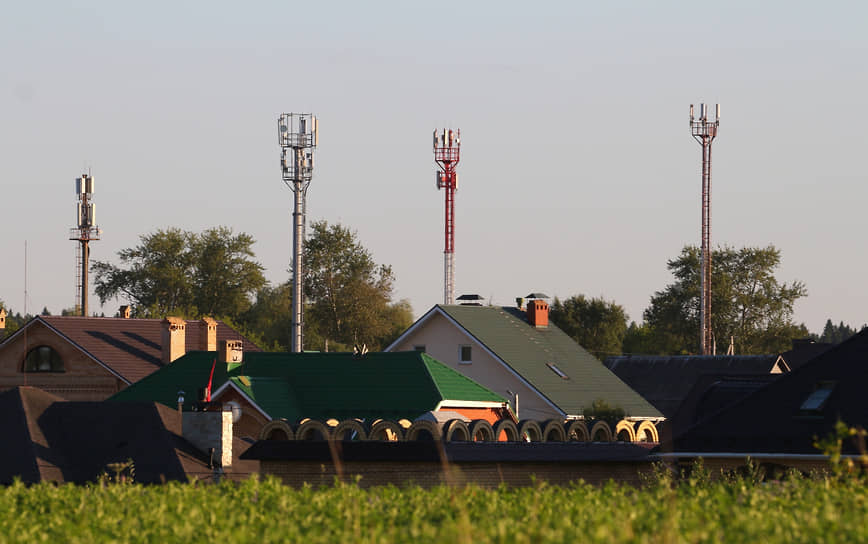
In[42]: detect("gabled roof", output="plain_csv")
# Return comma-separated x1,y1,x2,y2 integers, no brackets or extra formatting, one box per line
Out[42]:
1,316,260,384
671,328,868,455
0,386,257,483
604,355,784,417
390,305,662,419
111,351,507,423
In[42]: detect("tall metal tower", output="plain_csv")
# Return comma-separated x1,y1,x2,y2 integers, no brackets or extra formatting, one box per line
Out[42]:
690,103,720,355
69,173,101,317
433,128,461,305
278,113,318,353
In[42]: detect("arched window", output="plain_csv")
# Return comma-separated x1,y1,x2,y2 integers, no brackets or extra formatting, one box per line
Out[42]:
23,346,64,372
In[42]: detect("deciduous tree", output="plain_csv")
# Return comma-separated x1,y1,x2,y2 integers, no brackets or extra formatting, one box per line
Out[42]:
302,220,412,351
550,295,628,360
643,245,808,354
92,227,265,319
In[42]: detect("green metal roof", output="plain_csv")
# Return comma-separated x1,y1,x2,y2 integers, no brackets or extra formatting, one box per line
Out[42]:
109,350,506,423
436,305,663,419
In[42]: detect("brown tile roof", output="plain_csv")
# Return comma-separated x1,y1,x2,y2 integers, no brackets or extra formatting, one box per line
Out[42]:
0,386,258,483
36,316,261,384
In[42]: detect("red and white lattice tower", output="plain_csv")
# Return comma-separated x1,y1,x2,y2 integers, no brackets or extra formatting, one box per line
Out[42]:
433,128,461,305
690,103,720,355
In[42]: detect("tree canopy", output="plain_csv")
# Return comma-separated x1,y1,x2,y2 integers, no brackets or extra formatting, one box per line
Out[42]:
92,226,266,319
302,220,413,351
640,245,808,355
550,295,628,361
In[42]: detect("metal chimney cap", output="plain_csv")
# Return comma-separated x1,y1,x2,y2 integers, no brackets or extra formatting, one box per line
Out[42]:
525,292,550,300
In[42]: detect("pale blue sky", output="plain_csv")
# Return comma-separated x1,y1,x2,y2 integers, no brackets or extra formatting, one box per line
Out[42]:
2,2,866,336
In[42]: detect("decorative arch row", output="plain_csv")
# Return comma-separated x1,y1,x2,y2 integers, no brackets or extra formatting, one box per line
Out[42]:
260,417,660,444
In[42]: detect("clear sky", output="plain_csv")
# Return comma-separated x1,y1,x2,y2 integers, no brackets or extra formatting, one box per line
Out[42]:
2,1,866,335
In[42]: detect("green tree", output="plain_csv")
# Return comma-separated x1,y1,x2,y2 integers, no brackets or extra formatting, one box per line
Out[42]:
550,295,628,360
0,300,29,337
92,227,265,320
189,227,266,318
302,220,412,351
817,319,864,344
239,282,294,351
643,245,808,355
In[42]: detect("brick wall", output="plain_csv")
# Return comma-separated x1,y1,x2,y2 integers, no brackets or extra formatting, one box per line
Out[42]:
0,321,125,401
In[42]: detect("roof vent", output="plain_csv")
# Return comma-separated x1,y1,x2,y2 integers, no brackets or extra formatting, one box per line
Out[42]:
456,294,484,306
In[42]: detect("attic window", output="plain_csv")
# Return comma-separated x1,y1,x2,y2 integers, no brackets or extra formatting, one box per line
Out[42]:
459,345,472,363
800,381,836,413
23,346,65,373
547,362,569,380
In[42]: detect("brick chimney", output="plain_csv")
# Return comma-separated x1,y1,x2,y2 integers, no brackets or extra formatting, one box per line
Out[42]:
219,339,243,364
199,317,218,351
182,407,233,468
161,317,187,364
119,305,132,319
527,299,549,328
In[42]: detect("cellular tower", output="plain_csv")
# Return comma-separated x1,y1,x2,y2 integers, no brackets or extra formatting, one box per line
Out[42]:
69,173,101,317
278,113,318,353
690,103,720,355
433,128,461,305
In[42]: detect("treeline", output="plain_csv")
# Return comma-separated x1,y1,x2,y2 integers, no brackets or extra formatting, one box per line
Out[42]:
86,222,412,352
551,245,862,360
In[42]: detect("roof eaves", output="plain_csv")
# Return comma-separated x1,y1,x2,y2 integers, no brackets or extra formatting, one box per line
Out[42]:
212,380,272,421
383,306,441,352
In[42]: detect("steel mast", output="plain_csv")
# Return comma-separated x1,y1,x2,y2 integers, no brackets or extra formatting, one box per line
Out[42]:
279,113,318,353
690,103,720,355
433,128,461,305
69,173,101,317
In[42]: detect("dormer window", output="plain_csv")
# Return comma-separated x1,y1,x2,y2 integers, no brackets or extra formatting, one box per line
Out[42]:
23,346,65,372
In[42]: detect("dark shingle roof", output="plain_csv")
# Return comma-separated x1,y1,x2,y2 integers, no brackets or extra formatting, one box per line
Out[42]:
111,351,507,422
435,305,662,418
604,355,782,417
0,386,257,483
671,328,868,454
22,316,260,383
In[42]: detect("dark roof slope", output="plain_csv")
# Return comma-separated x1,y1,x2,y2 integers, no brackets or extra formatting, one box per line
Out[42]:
0,386,257,483
436,305,662,418
604,355,782,417
672,328,868,455
28,316,260,383
111,351,507,422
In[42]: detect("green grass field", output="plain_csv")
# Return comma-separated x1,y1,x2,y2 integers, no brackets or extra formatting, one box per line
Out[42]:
2,470,865,543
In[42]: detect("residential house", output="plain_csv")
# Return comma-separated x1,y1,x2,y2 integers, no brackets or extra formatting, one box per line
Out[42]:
0,386,257,484
662,327,868,474
385,300,662,422
603,354,789,418
110,346,512,441
0,315,259,401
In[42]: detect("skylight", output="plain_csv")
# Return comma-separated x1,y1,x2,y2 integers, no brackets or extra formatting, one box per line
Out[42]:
800,382,836,412
547,362,569,380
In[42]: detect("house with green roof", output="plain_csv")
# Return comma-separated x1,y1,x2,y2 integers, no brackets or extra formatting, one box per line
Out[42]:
110,349,511,440
385,301,663,422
